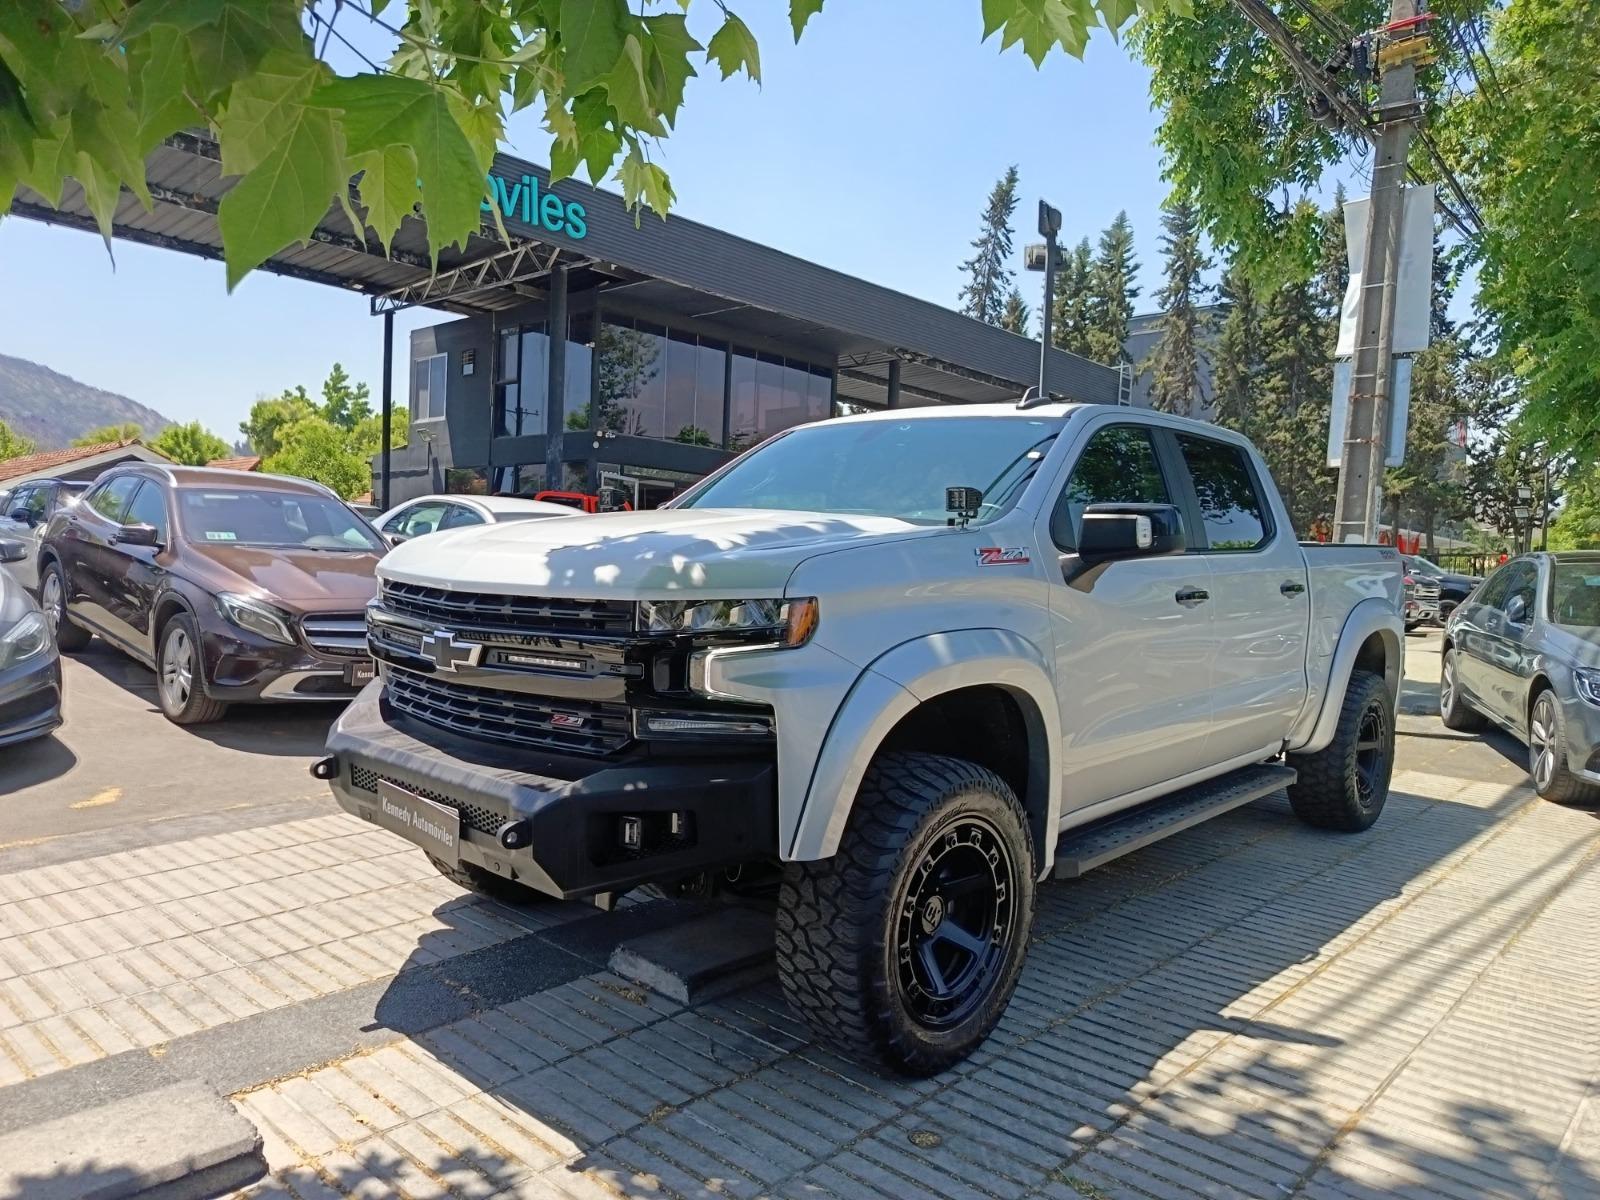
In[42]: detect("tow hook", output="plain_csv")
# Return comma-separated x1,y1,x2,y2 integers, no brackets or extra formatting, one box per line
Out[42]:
497,819,533,850
310,756,339,781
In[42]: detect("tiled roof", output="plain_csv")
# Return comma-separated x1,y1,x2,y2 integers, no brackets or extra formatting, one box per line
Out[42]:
0,440,134,483
206,455,262,472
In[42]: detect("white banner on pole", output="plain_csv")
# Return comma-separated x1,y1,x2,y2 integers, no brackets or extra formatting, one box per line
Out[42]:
1336,184,1436,358
1327,357,1412,469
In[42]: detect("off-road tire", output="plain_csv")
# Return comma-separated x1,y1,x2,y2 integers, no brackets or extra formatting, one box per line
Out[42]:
1528,688,1599,805
426,855,554,905
1287,669,1395,832
155,613,228,725
41,561,90,652
1439,647,1487,731
775,751,1036,1077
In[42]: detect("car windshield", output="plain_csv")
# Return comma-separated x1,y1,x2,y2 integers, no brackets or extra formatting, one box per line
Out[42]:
675,417,1060,525
178,489,384,551
1548,562,1600,627
1406,556,1445,575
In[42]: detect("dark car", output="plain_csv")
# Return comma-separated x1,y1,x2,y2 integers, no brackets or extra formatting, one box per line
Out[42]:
38,465,382,725
1,478,91,593
1402,554,1481,622
0,539,62,746
1440,552,1600,803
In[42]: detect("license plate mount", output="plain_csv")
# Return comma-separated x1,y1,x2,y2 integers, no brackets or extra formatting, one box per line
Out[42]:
373,779,461,866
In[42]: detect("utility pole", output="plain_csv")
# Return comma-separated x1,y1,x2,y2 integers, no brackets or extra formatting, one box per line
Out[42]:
1025,200,1063,400
1332,0,1424,544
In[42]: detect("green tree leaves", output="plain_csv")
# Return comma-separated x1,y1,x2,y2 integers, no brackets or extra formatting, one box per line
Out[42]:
150,420,231,465
0,419,36,462
706,14,761,83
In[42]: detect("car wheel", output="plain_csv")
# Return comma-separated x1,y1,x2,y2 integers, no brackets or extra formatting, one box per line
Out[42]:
1528,689,1598,805
40,562,91,652
425,855,554,905
156,613,228,725
1439,648,1487,731
1287,669,1395,832
776,751,1036,1077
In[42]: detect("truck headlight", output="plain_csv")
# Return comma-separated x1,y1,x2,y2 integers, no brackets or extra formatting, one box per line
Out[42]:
639,597,818,647
0,611,49,667
216,593,297,645
1574,669,1600,708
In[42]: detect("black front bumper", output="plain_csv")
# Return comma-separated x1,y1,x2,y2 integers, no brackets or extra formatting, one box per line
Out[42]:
0,652,62,748
324,682,776,899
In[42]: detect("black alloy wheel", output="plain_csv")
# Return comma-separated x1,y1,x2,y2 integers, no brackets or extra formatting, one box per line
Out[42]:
894,815,1019,1031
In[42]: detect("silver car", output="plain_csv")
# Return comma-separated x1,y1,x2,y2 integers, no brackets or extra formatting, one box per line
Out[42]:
1440,551,1600,802
0,478,90,592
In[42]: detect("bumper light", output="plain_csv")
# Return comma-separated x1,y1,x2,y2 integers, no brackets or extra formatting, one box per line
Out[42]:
634,709,774,739
1574,669,1600,708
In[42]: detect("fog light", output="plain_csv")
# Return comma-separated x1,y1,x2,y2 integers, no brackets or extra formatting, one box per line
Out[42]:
634,709,774,739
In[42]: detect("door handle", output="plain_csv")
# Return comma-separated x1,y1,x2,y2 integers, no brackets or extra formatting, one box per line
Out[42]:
1280,580,1307,596
1175,586,1210,606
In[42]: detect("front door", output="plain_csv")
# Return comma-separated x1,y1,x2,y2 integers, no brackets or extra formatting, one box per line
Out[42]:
1170,431,1310,762
106,480,173,659
1046,421,1217,812
1475,559,1540,728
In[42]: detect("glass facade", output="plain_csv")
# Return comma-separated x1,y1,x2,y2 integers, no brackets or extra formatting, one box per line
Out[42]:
728,350,830,451
494,312,593,437
413,353,447,420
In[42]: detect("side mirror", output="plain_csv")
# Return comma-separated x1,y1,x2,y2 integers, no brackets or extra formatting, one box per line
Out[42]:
7,508,34,527
115,523,161,549
1078,503,1186,564
0,539,26,564
385,532,407,547
1504,594,1529,626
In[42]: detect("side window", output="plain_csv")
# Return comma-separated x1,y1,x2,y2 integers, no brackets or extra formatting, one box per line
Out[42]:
24,487,49,520
386,501,449,538
1473,566,1512,611
7,486,36,519
1176,433,1270,551
1500,562,1538,621
122,482,170,542
86,476,140,523
437,504,485,531
1053,425,1171,547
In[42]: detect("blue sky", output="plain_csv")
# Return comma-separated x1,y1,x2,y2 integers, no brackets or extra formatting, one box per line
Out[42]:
0,4,1313,439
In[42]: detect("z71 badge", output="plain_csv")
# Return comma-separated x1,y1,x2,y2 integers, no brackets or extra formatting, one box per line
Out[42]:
976,546,1031,566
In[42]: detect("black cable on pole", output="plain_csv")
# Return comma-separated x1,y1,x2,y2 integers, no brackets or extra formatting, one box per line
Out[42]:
1285,0,1352,44
1415,126,1485,235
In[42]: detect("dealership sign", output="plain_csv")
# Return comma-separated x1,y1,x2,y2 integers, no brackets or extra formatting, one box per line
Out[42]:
481,171,588,240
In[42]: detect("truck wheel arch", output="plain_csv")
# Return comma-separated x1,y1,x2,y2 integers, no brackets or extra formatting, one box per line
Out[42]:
1288,598,1402,755
787,629,1062,877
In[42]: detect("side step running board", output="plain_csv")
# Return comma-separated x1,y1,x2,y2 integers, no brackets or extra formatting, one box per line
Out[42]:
1053,763,1297,879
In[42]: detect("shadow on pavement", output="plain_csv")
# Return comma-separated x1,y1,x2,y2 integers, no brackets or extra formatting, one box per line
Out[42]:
0,733,76,791
350,775,1599,1199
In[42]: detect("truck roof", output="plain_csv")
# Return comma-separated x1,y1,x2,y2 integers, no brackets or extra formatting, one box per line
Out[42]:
829,401,1086,425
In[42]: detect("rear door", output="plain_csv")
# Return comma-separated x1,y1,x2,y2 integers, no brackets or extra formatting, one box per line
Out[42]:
1046,417,1217,810
1170,431,1310,762
1476,559,1540,727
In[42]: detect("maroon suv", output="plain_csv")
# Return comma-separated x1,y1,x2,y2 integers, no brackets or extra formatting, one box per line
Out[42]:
39,464,381,724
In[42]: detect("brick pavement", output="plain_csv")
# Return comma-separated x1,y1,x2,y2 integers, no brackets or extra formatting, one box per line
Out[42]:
3,671,1598,1198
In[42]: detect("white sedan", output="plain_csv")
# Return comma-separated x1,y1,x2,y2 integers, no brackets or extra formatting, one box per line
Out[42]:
373,494,577,545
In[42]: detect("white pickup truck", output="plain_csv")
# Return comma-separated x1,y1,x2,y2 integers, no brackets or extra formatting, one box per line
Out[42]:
319,401,1403,1075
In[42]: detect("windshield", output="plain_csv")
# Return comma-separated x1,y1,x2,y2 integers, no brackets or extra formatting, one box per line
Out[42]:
1548,562,1600,627
676,417,1060,524
178,489,384,551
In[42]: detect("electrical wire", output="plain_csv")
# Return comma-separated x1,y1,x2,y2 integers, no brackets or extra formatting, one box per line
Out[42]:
1285,0,1353,45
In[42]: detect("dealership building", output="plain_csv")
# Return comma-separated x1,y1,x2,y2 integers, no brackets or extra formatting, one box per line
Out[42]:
14,138,1121,508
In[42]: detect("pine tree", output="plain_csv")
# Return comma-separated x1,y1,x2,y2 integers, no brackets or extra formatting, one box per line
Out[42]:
1251,200,1338,535
1210,262,1260,438
1050,238,1095,357
999,288,1030,336
1083,212,1140,366
1143,200,1213,417
958,166,1021,326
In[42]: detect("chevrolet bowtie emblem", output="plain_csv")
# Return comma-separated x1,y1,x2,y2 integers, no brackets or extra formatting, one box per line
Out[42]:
419,629,482,672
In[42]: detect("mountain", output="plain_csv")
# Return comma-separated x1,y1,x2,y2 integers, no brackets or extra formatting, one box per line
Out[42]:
0,353,175,449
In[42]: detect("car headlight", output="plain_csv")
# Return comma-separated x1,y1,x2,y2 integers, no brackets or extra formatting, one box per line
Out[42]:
638,597,819,647
0,611,50,668
216,593,297,645
1574,669,1600,708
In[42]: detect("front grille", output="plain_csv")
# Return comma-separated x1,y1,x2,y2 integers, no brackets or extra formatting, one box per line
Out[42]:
386,667,632,757
301,613,369,657
380,581,634,637
347,765,503,835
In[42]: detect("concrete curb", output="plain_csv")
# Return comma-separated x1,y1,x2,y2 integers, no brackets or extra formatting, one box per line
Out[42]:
0,1079,264,1200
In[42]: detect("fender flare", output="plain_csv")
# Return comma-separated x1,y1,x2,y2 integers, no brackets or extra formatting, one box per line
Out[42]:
787,628,1062,877
1288,596,1402,754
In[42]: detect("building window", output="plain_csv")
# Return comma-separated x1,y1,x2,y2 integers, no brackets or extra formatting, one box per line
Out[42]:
496,313,594,438
729,349,830,451
413,353,447,420
591,318,729,446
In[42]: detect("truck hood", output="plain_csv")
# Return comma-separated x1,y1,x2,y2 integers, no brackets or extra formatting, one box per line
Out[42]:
378,508,925,597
